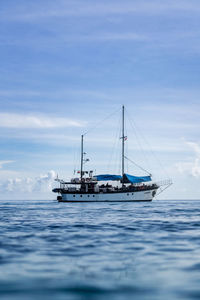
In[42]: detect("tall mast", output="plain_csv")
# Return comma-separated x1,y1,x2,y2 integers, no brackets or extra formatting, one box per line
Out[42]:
80,134,83,181
122,105,125,183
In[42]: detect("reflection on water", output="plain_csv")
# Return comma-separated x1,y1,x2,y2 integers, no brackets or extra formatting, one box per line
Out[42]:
0,200,200,299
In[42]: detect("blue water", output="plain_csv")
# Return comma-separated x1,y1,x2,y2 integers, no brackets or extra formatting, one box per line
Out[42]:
0,200,200,300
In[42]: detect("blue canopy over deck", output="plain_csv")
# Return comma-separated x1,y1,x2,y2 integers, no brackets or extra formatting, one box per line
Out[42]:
123,174,152,183
95,174,152,183
95,174,122,181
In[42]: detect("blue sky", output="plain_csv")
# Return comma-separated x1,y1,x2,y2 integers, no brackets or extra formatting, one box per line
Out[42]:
0,0,200,199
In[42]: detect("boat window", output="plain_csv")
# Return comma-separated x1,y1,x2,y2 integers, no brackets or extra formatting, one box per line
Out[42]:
132,193,133,195
73,195,75,197
93,195,95,197
127,193,129,196
88,195,90,197
80,195,82,197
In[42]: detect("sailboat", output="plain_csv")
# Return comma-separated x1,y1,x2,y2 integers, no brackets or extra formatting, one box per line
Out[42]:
52,106,171,202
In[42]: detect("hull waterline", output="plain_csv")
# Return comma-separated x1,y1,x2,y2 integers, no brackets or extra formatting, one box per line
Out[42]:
57,189,157,202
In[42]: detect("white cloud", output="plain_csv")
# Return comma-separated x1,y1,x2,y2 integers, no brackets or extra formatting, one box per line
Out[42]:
0,112,85,129
33,170,57,193
0,160,14,168
78,33,147,42
186,141,200,177
0,90,42,97
2,1,200,22
0,170,56,193
186,141,200,156
176,141,200,178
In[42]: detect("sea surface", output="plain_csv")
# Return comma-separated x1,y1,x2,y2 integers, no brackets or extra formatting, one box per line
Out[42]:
0,200,200,300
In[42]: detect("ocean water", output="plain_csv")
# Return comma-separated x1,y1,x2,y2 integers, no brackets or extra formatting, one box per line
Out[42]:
0,200,200,300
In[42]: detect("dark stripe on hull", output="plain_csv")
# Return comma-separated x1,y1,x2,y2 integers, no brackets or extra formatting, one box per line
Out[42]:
58,199,153,203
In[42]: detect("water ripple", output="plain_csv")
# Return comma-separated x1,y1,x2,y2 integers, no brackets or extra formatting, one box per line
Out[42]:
0,199,200,299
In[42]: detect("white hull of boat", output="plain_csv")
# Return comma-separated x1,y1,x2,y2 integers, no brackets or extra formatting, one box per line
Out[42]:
58,189,157,202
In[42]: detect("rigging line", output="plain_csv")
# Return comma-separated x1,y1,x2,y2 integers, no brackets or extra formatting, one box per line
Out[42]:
112,119,121,175
125,108,169,178
73,143,77,174
124,116,129,174
125,108,151,171
156,182,173,196
117,144,121,175
124,156,152,176
83,107,121,136
106,112,121,173
118,117,122,174
73,142,79,174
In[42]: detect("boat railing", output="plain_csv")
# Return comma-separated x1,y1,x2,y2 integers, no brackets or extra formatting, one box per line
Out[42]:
155,179,173,187
155,179,173,196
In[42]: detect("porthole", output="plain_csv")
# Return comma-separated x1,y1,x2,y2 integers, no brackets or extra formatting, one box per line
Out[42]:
127,193,129,196
132,193,133,195
73,195,75,197
93,195,95,197
80,195,82,197
88,195,90,197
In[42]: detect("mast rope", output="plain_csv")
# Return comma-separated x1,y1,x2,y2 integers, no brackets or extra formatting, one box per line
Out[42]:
83,107,121,136
125,108,151,171
125,108,169,179
106,113,121,173
124,155,152,176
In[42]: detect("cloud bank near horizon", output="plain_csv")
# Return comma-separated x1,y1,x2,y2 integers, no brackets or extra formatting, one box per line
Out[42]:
0,170,57,196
